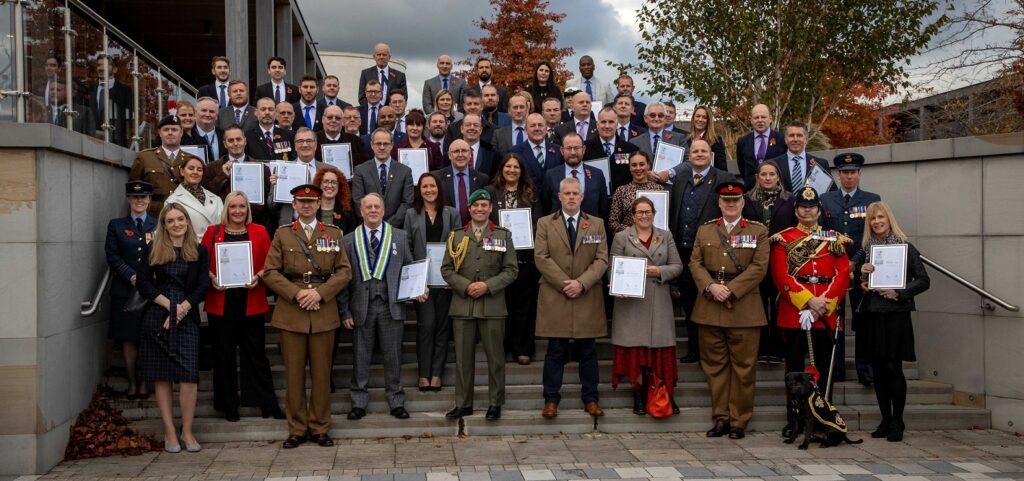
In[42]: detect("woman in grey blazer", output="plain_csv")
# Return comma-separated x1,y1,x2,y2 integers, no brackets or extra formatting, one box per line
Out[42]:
403,172,461,391
609,196,685,415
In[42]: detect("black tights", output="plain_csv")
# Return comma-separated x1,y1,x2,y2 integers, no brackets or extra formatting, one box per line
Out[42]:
871,359,907,425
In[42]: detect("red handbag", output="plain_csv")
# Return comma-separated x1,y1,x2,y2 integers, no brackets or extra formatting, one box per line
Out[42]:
646,371,673,418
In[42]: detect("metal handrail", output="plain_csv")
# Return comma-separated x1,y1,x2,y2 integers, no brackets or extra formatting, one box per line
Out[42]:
921,255,1020,312
81,268,111,317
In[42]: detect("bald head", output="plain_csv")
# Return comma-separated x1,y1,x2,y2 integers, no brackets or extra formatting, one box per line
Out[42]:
689,139,711,169
448,139,472,170
437,54,453,76
751,104,771,133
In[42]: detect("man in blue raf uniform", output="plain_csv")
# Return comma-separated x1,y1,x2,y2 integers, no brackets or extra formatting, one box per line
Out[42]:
820,152,880,386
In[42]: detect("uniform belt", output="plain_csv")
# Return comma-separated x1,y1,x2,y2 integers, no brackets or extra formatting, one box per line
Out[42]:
708,270,739,281
796,275,832,284
285,273,331,284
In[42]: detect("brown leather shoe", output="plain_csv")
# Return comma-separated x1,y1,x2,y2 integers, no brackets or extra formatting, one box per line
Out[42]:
541,402,558,418
706,420,730,437
584,402,605,417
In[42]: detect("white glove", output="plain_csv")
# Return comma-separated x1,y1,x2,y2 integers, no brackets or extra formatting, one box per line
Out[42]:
799,310,815,331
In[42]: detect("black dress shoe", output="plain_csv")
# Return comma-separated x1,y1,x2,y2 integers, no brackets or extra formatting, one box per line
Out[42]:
872,418,892,438
706,420,730,437
312,433,334,447
679,353,699,364
632,390,646,416
446,406,473,418
728,427,745,439
391,406,410,419
670,395,680,415
781,422,795,438
347,407,366,420
887,420,905,442
485,406,501,420
224,409,240,422
282,434,307,449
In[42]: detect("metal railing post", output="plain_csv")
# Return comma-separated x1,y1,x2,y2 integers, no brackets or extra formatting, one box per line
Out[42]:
99,28,110,142
130,52,140,150
61,3,77,128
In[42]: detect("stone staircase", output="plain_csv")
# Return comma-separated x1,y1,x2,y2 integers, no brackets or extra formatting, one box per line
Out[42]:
103,309,990,441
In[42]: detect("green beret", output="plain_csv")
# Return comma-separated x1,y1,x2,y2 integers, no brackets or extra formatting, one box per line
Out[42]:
467,189,491,205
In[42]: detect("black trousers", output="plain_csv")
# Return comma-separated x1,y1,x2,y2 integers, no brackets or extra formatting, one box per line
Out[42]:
757,280,785,358
415,287,453,378
504,261,539,358
782,327,836,397
208,295,277,412
677,246,700,356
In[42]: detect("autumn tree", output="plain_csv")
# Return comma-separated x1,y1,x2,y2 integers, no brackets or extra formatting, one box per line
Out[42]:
460,0,574,93
819,84,896,148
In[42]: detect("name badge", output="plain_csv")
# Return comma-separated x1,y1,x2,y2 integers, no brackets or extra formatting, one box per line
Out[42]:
849,205,867,219
730,234,757,249
482,238,507,252
582,234,602,244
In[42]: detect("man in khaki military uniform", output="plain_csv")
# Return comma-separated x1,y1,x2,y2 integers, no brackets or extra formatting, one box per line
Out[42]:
128,114,200,216
689,180,769,440
441,189,519,420
262,184,352,449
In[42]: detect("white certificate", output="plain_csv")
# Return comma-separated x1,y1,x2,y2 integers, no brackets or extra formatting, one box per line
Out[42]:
321,143,353,179
398,148,429,185
609,256,647,298
636,190,669,231
273,161,311,204
868,244,908,289
584,157,611,194
181,145,207,163
215,241,253,288
498,208,534,250
230,162,265,204
652,142,685,173
807,161,835,194
426,243,447,287
396,259,430,301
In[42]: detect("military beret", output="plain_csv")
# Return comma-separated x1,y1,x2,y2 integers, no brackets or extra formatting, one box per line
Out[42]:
467,188,491,205
157,114,181,129
290,184,321,201
715,179,745,199
834,152,865,171
125,180,153,197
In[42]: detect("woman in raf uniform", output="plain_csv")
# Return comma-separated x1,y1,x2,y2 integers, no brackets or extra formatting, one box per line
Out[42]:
857,201,929,442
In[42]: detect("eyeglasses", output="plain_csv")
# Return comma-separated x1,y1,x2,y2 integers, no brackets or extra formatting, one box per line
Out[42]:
372,142,393,147
295,139,316,145
634,210,654,216
323,115,342,120
321,180,339,186
647,112,665,118
563,146,584,151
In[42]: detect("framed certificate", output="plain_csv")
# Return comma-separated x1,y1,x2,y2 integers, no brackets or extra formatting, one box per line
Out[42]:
215,241,254,288
398,148,429,185
230,162,265,204
652,142,685,173
583,157,611,194
321,143,353,179
636,190,669,231
396,259,430,301
498,208,534,250
610,256,647,298
181,145,207,163
273,161,311,204
807,161,836,194
425,243,447,287
868,244,908,289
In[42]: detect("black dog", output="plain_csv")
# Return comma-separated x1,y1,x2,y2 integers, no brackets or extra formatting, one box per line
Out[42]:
784,372,863,449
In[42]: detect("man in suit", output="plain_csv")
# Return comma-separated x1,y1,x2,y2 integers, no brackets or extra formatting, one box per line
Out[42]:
453,113,498,176
197,56,232,108
663,102,680,133
92,57,132,146
689,180,770,440
320,75,351,109
611,93,645,142
129,115,200,216
541,97,563,144
612,75,647,131
358,80,385,136
388,90,409,136
292,75,327,132
534,177,609,418
584,107,640,194
275,102,296,131
441,189,519,420
491,92,531,158
316,104,369,166
422,54,464,114
770,120,831,193
339,192,423,420
543,133,608,219
669,139,737,363
245,97,295,161
444,89,495,147
820,152,880,386
193,97,226,162
426,111,448,152
45,80,96,135
632,102,687,183
33,54,61,109
471,57,509,112
263,183,352,448
255,56,299,105
555,92,598,143
510,112,564,188
351,129,415,227
270,128,329,228
736,104,787,189
357,43,407,105
481,84,512,128
342,105,362,136
361,106,407,154
437,139,491,225
202,125,273,225
218,80,258,132
565,55,613,106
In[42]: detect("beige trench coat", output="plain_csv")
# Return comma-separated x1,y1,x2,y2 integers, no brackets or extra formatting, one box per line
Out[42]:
534,212,609,339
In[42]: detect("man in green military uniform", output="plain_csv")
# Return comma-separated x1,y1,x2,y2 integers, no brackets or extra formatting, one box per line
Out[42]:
441,189,519,420
128,114,201,216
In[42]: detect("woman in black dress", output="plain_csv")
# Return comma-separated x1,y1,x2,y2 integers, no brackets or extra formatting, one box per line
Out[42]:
526,61,563,114
137,203,211,453
857,201,930,442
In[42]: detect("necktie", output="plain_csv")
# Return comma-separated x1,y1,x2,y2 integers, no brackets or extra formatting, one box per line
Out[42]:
576,121,586,138
515,127,524,146
844,193,851,204
379,163,388,193
135,217,144,233
97,84,106,112
457,172,469,225
571,169,579,179
264,130,273,154
235,108,242,124
604,142,612,157
653,134,660,153
274,85,281,104
218,84,227,108
567,217,577,253
370,229,380,263
303,224,313,241
618,126,626,142
442,77,449,90
792,156,804,189
52,106,61,124
473,228,482,241
369,105,378,131
756,133,767,163
469,146,476,170
207,133,217,160
694,173,703,185
304,105,313,128
534,145,544,167
585,79,593,99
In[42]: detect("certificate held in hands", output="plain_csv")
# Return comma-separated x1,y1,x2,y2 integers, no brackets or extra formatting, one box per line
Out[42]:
610,256,647,298
498,208,533,250
321,143,353,179
868,244,908,290
231,162,265,204
398,148,429,185
216,241,254,288
273,162,310,203
397,259,430,301
652,142,685,173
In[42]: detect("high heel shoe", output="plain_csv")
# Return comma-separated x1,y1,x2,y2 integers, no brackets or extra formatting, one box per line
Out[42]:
418,378,430,392
164,436,181,453
262,405,286,420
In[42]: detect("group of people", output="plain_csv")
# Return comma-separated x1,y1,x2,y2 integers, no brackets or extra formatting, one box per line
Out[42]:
107,46,931,451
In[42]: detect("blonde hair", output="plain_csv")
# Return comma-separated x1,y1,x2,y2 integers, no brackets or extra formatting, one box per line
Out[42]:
219,191,253,226
149,203,200,266
512,90,534,112
433,89,455,115
691,105,718,144
860,201,908,249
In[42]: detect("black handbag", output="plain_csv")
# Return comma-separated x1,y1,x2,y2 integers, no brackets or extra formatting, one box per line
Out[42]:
123,289,148,313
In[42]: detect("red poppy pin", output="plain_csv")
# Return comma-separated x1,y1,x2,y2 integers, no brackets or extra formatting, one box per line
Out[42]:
389,71,397,78
768,137,777,146
547,146,556,154
333,212,342,220
292,221,300,230
274,133,282,140
654,235,662,244
581,220,590,229
808,158,816,166
740,219,748,228
124,229,135,237
318,223,326,232
286,87,293,94
584,169,592,179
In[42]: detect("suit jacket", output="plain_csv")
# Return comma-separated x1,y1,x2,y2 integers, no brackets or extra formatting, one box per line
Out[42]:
566,75,614,105
741,192,797,236
689,217,770,327
554,117,599,143
254,81,299,104
422,75,466,114
604,99,648,131
533,211,609,338
542,164,609,219
465,83,509,112
629,129,686,156
820,188,881,261
269,160,329,229
202,156,273,225
183,126,227,162
403,205,461,260
509,140,563,188
197,82,230,107
770,152,832,193
357,66,408,105
441,223,519,318
351,159,415,227
436,166,490,220
682,134,729,172
357,102,384,136
668,166,736,245
583,135,639,194
89,80,132,146
483,110,511,129
316,130,370,166
218,105,258,132
444,116,496,148
337,224,415,325
104,214,158,298
736,129,787,189
245,126,295,161
319,96,352,110
485,185,545,238
491,124,528,158
609,227,685,346
292,99,328,132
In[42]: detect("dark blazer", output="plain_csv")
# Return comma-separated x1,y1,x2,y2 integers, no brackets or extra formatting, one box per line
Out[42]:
483,110,511,129
403,205,462,260
316,130,370,166
350,159,415,227
202,156,273,225
606,99,648,131
88,80,132,146
668,166,735,240
136,245,212,326
509,140,564,188
253,81,299,104
291,99,328,132
856,242,930,313
320,96,352,110
444,116,496,148
357,66,408,105
422,75,466,114
769,152,832,193
182,126,227,162
245,126,295,161
736,129,787,189
525,84,563,114
741,192,797,236
491,124,527,158
435,166,490,220
820,188,881,261
542,164,609,219
217,105,258,132
554,117,599,143
683,134,729,172
582,135,639,194
105,214,158,298
485,185,545,237
465,83,509,113
197,82,229,106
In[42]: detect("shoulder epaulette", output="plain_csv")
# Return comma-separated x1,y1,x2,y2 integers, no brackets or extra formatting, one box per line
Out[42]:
139,147,158,153
276,224,292,230
702,218,720,225
746,220,766,227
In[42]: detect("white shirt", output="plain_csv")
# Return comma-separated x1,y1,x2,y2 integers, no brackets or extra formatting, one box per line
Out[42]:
299,101,317,126
564,163,586,192
722,216,741,233
300,218,318,234
561,211,581,230
162,147,180,160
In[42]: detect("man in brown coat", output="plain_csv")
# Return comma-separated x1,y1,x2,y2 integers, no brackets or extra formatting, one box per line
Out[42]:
534,177,609,418
689,180,769,439
263,184,352,449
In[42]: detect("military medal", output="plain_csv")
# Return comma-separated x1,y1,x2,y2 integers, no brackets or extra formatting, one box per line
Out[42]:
849,205,867,218
145,232,153,244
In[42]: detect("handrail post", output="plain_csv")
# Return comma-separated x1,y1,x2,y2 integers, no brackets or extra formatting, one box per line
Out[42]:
80,268,111,317
920,255,1020,313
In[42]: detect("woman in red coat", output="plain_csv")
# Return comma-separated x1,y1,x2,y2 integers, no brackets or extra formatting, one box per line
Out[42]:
202,191,284,422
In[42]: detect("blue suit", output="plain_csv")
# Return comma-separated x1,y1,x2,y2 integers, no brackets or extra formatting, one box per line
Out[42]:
509,140,563,189
542,164,609,219
104,215,158,298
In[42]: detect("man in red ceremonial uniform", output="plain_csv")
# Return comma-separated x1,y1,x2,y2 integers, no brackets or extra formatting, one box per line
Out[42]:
770,182,851,439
